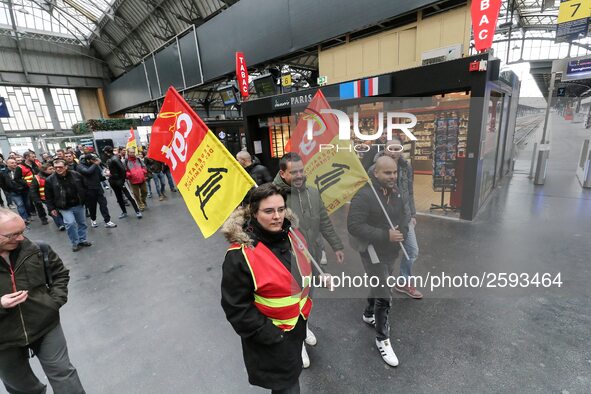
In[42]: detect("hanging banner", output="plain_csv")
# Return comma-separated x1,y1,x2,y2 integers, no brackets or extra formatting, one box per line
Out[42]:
148,87,255,238
235,52,249,98
471,0,502,52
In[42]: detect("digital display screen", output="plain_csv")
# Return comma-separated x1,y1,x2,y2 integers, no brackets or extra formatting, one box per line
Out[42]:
253,75,277,96
219,87,238,106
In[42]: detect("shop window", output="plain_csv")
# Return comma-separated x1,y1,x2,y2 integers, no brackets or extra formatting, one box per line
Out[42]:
268,116,292,158
479,92,503,206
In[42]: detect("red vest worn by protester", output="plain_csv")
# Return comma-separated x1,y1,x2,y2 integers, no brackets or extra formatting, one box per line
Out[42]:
19,164,34,186
35,175,46,201
228,229,313,331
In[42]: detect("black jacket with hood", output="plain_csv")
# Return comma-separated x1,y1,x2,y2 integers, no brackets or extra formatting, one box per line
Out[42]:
220,207,307,390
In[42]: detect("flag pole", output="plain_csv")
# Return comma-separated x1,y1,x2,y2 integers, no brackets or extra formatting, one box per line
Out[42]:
367,180,410,260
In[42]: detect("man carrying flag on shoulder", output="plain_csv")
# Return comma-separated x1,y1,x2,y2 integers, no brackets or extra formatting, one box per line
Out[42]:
273,152,343,368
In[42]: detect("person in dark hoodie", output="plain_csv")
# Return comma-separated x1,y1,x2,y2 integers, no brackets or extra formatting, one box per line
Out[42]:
221,183,312,394
76,153,117,229
236,151,273,185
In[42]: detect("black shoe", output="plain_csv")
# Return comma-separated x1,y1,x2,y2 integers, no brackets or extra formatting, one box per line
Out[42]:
58,226,66,231
72,245,82,252
78,241,92,247
41,219,49,225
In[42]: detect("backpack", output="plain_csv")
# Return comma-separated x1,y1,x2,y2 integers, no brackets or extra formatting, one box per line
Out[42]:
125,159,147,185
35,241,52,286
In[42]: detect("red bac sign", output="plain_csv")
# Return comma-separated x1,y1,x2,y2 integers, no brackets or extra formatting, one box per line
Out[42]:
235,52,249,98
471,0,502,52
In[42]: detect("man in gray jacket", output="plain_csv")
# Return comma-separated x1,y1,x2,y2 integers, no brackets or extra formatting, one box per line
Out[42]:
273,152,344,368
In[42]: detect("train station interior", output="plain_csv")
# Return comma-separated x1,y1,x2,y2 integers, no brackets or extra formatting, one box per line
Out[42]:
0,0,590,392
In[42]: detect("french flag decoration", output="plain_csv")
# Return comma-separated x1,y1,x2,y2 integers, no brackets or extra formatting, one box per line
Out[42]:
339,77,382,99
339,80,362,99
364,77,379,96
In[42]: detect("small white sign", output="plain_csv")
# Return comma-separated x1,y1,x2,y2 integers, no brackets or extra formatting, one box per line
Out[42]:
254,140,263,154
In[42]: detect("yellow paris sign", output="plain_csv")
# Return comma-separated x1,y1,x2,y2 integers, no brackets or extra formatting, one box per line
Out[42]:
558,0,591,24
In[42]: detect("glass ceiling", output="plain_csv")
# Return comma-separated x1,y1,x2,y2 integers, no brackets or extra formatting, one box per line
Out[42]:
0,0,114,44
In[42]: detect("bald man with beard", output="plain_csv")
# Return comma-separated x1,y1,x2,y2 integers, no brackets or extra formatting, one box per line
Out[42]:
347,155,408,367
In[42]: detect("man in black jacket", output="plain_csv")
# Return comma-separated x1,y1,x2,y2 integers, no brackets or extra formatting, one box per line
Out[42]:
347,155,408,367
236,151,273,185
0,209,85,393
45,159,91,252
103,146,142,219
1,159,30,223
77,154,117,229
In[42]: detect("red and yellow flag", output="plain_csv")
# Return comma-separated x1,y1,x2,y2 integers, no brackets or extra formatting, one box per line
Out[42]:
148,87,255,238
289,90,369,214
126,127,138,151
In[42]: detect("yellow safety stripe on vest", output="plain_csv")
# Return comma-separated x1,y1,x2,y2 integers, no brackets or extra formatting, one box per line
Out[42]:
241,246,258,292
298,296,309,309
254,292,302,308
269,315,299,328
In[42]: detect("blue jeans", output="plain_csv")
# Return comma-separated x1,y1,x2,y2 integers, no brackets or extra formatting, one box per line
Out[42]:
60,205,87,246
152,172,166,196
400,222,419,279
164,170,175,191
45,203,64,228
8,192,29,220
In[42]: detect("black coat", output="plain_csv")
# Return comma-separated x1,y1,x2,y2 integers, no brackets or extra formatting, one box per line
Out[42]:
106,155,127,187
245,163,272,186
221,209,306,390
44,171,86,211
347,177,408,261
76,161,104,190
1,167,28,193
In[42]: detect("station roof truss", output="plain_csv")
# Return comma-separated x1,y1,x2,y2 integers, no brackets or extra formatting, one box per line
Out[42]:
486,0,591,96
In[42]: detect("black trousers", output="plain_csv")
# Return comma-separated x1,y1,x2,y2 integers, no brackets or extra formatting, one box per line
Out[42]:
271,379,300,394
85,189,110,222
112,183,139,214
33,200,47,221
360,251,395,341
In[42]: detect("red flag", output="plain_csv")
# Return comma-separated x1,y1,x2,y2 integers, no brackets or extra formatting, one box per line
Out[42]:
148,87,255,238
285,90,338,163
148,88,207,183
471,0,502,52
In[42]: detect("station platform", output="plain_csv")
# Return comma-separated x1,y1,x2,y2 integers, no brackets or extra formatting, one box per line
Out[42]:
17,124,591,393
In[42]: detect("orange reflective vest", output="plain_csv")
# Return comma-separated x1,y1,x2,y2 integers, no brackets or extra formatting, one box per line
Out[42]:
228,229,313,331
19,164,34,186
35,175,46,201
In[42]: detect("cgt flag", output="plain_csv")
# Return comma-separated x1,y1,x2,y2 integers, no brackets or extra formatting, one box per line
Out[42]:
288,90,369,214
126,128,138,151
148,87,255,238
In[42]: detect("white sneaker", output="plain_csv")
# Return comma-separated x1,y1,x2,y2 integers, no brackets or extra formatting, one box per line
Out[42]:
375,338,399,367
105,221,117,228
91,220,98,228
301,344,310,368
362,314,375,326
320,250,328,265
305,326,317,346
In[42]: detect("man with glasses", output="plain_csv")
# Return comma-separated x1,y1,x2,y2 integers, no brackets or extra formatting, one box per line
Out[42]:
44,160,91,252
0,208,85,393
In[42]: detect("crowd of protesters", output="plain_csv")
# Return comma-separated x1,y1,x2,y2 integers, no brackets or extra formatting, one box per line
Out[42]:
0,144,176,252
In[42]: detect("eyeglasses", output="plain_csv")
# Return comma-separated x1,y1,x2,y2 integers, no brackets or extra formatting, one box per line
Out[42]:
258,207,287,215
0,228,29,240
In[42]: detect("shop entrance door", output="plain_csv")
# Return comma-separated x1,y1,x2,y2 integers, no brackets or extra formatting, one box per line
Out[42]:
494,93,512,185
